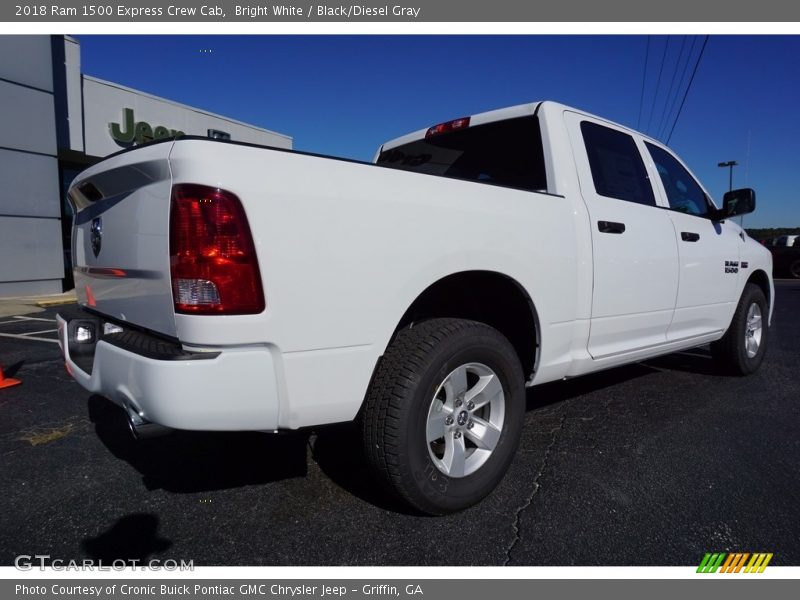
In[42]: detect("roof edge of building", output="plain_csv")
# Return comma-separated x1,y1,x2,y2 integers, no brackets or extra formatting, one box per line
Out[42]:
82,74,292,142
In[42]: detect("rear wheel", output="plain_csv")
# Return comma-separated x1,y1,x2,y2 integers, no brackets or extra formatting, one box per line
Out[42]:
711,283,768,375
361,318,525,515
789,259,800,279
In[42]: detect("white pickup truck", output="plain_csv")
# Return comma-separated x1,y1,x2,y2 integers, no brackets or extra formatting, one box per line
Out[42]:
58,101,773,514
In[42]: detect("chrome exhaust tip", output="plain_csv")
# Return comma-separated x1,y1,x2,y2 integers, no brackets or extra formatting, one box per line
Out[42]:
125,405,171,440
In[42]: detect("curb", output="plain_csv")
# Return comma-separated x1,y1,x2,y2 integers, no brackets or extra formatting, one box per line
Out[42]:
36,298,77,308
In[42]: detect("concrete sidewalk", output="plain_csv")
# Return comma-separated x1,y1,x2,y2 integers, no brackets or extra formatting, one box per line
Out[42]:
0,290,77,318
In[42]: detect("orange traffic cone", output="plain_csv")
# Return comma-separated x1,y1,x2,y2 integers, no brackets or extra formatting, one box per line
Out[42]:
0,364,21,389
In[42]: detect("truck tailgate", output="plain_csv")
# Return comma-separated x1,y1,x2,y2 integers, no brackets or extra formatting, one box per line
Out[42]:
69,142,177,338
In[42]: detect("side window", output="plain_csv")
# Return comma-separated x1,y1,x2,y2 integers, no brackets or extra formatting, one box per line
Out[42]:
645,142,710,216
580,121,655,207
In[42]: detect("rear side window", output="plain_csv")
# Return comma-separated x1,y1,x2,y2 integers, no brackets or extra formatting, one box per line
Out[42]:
645,142,710,216
580,121,655,207
376,116,547,193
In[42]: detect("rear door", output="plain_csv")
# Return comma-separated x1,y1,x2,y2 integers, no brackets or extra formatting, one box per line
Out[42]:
69,142,177,337
643,141,741,339
565,112,679,358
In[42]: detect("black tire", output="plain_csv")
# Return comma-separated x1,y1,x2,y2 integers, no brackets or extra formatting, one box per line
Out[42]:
789,259,800,279
360,318,525,515
710,283,769,375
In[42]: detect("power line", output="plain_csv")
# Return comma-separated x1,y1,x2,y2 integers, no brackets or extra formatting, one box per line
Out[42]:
658,36,698,141
655,35,687,140
636,36,651,130
666,35,709,145
645,35,670,135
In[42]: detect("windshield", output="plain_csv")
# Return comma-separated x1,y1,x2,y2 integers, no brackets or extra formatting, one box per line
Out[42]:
377,115,547,193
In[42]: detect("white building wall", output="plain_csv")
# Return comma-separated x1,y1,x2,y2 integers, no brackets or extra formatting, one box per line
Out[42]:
0,35,54,91
0,36,65,297
63,36,84,153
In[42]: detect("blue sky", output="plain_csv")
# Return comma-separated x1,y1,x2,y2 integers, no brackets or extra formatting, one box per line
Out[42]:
78,35,799,228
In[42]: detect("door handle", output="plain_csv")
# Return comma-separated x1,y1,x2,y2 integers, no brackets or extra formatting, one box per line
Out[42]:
598,221,626,234
681,231,700,242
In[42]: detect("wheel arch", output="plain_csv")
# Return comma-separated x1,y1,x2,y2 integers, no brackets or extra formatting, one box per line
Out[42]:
746,269,771,310
389,270,540,382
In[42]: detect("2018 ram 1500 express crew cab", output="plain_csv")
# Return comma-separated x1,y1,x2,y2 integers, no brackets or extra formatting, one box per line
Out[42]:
58,101,773,514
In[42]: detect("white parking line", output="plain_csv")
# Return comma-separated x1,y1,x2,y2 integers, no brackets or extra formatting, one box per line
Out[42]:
12,316,57,323
20,329,59,336
0,332,59,344
0,316,58,326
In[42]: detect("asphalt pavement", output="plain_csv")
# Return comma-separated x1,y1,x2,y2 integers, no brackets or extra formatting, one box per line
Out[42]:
1,283,798,566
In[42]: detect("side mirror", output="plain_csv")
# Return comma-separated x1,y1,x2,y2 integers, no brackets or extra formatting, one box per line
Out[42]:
714,188,756,220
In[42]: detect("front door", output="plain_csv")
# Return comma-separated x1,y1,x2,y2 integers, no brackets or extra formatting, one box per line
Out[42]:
643,141,742,340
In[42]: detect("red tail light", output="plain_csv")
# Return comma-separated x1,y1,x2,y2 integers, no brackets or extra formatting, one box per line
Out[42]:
425,117,470,138
169,184,265,315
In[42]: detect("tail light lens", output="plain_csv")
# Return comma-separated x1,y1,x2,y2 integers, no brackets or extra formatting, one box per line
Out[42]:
169,184,265,315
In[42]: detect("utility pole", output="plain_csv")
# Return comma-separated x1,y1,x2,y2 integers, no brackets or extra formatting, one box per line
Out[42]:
717,160,738,191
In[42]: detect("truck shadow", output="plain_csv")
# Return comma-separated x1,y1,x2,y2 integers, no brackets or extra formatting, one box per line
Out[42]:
88,394,414,513
81,513,172,563
310,423,423,515
85,347,727,510
87,395,310,494
526,346,729,413
525,363,657,412
643,347,732,377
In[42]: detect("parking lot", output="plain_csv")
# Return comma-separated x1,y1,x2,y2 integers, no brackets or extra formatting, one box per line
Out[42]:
1,282,798,566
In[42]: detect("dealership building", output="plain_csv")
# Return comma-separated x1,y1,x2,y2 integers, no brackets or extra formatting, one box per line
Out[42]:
0,35,292,297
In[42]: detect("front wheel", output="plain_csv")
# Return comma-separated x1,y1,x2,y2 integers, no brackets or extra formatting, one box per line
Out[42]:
711,283,769,375
360,318,525,515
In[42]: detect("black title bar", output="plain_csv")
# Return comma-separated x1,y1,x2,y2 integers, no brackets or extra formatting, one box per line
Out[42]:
4,1,800,22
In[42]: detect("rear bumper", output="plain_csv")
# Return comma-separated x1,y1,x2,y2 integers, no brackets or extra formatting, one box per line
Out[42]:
57,310,280,431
